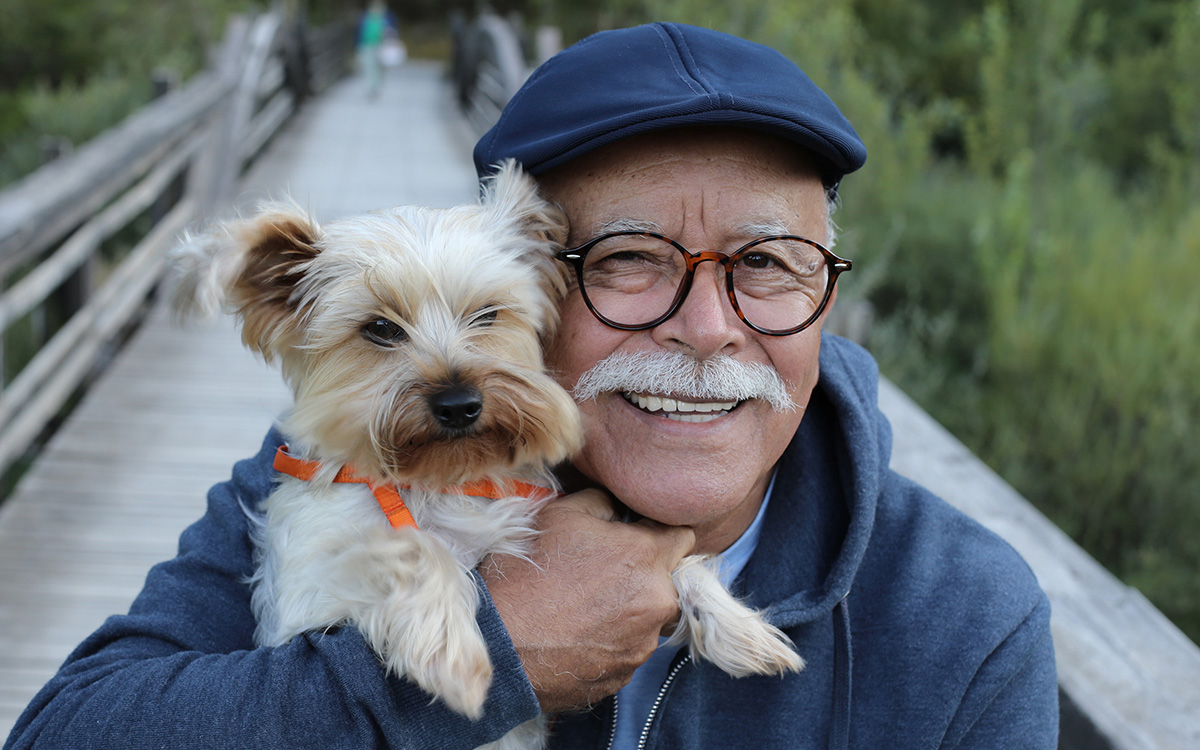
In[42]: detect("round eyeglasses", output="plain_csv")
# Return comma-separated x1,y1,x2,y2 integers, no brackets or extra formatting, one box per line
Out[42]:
556,231,852,336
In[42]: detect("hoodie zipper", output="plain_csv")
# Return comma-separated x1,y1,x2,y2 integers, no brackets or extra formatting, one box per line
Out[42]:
635,654,691,750
603,652,693,750
605,694,620,750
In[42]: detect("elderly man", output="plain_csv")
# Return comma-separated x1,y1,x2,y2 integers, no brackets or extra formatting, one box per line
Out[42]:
5,23,1057,750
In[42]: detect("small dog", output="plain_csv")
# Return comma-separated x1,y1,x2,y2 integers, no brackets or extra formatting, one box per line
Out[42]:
170,161,802,749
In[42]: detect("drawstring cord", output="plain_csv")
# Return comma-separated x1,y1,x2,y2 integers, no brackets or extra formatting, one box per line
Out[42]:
829,596,852,750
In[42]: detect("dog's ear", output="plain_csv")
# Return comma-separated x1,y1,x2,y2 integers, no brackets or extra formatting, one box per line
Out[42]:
170,202,321,361
480,159,569,249
480,159,571,311
226,205,322,360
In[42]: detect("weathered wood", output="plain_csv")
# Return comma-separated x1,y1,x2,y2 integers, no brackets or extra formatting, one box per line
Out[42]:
0,303,291,737
0,199,195,474
241,90,297,161
306,22,356,94
454,12,529,136
0,72,227,275
0,133,203,334
186,15,252,219
880,378,1200,750
0,11,354,480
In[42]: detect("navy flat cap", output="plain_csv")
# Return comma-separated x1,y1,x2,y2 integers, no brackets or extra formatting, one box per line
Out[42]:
473,23,867,188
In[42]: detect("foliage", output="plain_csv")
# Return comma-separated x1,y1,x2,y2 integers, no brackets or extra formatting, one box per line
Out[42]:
536,0,1200,642
3,0,1197,642
0,0,360,189
1,1,213,188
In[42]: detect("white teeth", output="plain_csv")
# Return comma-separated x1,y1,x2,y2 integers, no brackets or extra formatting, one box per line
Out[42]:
623,392,739,420
667,412,719,423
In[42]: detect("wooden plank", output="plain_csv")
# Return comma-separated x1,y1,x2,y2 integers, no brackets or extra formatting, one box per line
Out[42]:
0,200,199,474
880,378,1200,750
0,132,203,333
0,300,289,738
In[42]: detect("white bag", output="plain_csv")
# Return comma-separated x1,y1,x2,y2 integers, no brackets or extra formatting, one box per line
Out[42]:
380,38,406,68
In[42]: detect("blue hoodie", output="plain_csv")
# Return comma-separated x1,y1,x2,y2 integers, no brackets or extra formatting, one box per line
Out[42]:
3,335,1057,749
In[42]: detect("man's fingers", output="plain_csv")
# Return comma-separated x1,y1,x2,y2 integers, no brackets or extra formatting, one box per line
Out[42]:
551,488,619,521
634,517,697,568
484,488,699,712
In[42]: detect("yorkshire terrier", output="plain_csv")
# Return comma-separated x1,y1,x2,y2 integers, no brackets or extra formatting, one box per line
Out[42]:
170,161,801,750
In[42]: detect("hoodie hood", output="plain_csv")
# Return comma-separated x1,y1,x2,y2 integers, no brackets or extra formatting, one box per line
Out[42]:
736,334,886,750
740,333,889,625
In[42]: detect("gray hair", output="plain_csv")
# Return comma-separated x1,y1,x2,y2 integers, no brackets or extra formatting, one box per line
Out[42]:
825,186,840,249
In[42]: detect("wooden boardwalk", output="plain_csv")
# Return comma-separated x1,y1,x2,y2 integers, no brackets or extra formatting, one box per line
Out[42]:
4,49,1199,750
0,59,479,738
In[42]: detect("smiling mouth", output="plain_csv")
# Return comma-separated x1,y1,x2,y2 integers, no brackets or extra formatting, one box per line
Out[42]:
621,391,741,423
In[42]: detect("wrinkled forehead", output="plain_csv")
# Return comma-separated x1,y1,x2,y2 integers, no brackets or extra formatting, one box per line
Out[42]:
537,127,828,244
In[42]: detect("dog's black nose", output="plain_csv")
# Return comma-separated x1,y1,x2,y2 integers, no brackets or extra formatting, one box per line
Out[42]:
428,386,483,430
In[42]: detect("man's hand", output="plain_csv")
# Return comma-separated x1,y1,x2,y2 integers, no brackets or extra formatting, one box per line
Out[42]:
481,489,695,713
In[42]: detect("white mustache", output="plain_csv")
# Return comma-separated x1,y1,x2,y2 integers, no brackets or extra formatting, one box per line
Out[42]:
572,351,797,413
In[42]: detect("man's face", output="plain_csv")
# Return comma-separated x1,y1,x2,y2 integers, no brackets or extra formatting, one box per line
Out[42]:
539,128,834,554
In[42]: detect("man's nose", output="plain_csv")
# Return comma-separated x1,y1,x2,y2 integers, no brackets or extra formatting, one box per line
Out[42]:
651,261,745,358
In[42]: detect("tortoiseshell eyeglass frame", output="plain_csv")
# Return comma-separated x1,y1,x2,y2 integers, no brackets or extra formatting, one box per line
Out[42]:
556,231,852,336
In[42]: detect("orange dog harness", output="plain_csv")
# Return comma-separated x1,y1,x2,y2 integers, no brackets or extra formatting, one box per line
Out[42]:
272,445,556,529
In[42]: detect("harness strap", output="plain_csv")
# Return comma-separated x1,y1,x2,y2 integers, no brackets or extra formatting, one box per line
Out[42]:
272,445,557,529
273,445,418,529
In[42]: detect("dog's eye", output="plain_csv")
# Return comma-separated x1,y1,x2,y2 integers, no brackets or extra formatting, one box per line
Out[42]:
362,319,407,346
472,307,499,327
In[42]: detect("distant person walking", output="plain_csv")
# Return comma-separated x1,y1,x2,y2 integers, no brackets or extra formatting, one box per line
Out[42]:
358,1,397,99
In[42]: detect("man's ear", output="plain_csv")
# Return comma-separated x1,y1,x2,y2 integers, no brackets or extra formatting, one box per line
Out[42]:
481,158,569,249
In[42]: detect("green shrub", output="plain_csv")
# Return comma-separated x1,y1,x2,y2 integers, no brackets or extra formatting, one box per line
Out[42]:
969,162,1200,632
23,73,149,147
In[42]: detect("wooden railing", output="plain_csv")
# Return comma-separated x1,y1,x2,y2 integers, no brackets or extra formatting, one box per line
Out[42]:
882,383,1200,750
450,15,1200,750
0,12,354,483
450,10,561,136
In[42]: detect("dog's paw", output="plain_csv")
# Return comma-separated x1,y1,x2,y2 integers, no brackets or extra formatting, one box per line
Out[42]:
693,610,805,677
670,555,805,678
350,528,497,717
393,625,493,719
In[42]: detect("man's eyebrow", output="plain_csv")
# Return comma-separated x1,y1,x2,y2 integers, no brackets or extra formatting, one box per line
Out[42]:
735,219,793,237
594,218,664,235
581,218,795,242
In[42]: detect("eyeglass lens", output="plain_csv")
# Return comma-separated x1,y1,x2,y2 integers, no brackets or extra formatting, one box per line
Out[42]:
577,234,831,333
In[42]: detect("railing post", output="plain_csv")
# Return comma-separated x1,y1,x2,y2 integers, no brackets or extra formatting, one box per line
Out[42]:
151,69,183,227
451,12,562,137
38,137,89,353
283,13,312,101
188,16,251,220
454,12,530,135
